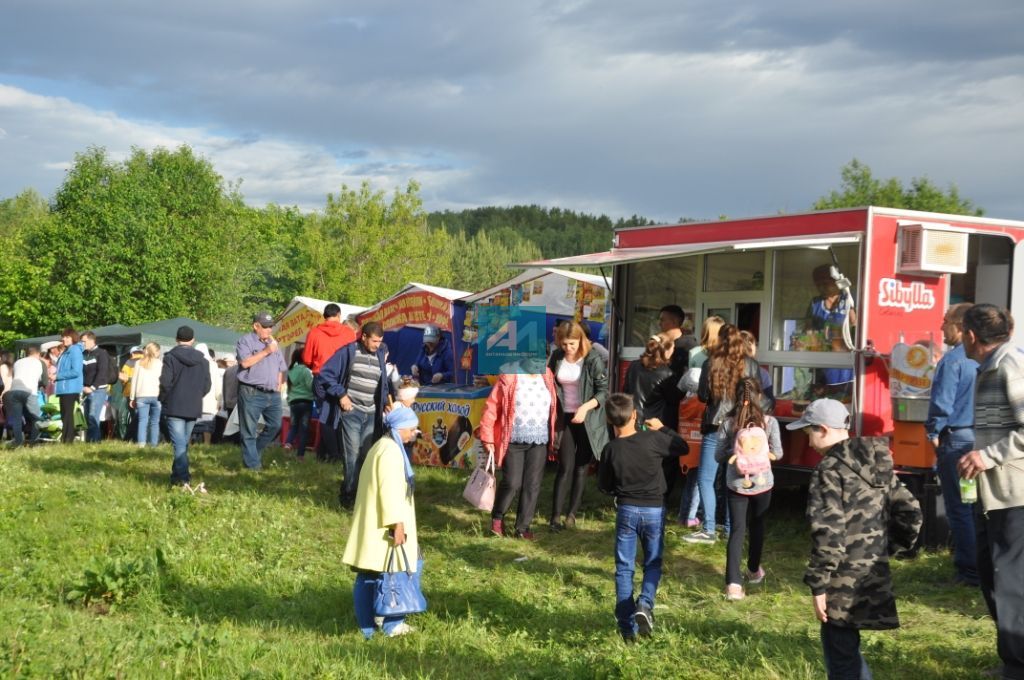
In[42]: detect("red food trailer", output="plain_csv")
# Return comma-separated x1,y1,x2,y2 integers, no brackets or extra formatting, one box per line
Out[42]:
522,207,1024,540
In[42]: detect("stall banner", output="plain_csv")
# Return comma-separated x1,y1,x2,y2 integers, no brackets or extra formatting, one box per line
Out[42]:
362,292,453,332
275,306,326,346
410,385,491,468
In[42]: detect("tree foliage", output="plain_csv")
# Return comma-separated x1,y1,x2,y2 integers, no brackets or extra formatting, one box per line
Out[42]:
307,180,449,306
427,206,654,259
813,159,983,215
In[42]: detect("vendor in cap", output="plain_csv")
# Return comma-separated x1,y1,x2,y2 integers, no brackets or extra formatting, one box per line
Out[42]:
411,325,453,385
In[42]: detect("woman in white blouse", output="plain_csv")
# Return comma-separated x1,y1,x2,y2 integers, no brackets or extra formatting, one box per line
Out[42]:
130,343,163,447
478,357,558,539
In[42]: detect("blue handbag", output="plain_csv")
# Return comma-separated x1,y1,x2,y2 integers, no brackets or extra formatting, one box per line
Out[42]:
374,545,427,617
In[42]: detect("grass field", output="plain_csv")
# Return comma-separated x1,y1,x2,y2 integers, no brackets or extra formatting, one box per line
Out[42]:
0,441,998,679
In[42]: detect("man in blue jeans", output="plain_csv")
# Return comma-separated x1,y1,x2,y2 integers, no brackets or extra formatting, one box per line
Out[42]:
925,302,979,587
598,393,688,642
315,321,395,508
159,326,211,490
236,311,287,470
80,331,111,442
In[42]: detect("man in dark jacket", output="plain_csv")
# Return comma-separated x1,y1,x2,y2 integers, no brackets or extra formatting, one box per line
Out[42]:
81,331,111,442
788,399,922,679
315,321,395,507
160,326,212,490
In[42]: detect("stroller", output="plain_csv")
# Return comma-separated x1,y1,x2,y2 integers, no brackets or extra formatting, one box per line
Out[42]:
38,393,86,442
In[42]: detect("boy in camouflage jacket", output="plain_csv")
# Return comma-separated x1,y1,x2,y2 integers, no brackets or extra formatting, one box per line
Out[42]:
787,399,922,679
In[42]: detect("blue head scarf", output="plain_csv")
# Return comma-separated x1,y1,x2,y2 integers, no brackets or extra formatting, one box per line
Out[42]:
384,406,418,498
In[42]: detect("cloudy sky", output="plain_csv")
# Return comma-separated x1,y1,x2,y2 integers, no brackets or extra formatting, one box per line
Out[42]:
2,1,1023,222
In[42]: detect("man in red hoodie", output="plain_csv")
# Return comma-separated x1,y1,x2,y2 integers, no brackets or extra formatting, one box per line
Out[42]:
304,303,356,461
304,304,356,375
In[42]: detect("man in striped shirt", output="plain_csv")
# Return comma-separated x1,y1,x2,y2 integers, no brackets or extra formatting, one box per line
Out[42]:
958,304,1024,679
315,322,396,508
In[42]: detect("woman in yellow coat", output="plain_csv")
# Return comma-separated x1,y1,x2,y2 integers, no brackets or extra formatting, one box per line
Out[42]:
342,405,421,638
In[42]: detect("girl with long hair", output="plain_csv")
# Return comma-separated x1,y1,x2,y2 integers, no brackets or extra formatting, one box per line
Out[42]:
130,342,163,447
548,320,609,530
684,324,761,544
714,376,782,600
624,333,675,421
678,315,726,527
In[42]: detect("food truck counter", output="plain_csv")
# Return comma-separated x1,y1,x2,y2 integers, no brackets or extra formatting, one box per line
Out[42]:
410,384,492,468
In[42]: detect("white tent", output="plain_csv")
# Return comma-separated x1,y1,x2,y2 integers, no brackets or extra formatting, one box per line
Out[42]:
462,268,611,319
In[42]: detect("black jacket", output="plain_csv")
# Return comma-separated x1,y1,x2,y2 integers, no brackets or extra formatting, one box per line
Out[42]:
159,344,212,419
598,428,689,506
83,347,111,390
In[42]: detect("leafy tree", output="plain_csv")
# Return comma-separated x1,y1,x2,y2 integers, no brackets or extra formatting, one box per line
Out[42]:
442,228,542,293
306,180,448,306
814,159,983,215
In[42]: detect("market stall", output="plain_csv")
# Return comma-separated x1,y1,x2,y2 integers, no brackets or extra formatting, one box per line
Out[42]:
355,282,470,378
457,268,611,381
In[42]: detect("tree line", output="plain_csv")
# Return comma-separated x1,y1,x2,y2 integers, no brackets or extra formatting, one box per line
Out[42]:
0,147,980,347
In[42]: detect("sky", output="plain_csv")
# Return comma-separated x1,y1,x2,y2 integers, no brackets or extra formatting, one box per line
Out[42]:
2,1,1023,223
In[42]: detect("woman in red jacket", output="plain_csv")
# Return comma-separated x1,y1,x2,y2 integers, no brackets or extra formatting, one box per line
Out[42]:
478,357,558,540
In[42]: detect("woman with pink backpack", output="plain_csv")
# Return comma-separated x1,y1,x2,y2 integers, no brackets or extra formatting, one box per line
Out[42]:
714,376,783,601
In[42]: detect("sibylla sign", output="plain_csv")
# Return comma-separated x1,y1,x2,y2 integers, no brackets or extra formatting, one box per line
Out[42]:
877,278,936,312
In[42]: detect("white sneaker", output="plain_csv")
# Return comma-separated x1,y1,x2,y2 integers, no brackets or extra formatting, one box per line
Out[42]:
725,584,745,601
387,622,415,637
373,616,384,628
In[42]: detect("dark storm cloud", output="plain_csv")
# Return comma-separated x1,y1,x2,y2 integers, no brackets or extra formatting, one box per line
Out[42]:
1,0,1023,219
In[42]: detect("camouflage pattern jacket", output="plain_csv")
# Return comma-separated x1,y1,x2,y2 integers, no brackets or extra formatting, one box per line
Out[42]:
804,437,922,630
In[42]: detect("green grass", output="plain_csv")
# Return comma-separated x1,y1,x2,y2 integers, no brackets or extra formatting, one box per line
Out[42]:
0,441,997,678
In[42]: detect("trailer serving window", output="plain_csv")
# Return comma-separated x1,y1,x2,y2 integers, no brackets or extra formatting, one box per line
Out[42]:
769,245,859,354
624,258,698,347
769,244,860,404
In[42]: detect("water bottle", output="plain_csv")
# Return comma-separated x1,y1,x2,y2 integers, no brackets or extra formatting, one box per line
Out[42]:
959,477,978,504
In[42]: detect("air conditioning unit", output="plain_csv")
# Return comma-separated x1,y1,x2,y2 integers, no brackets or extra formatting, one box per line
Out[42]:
897,222,968,275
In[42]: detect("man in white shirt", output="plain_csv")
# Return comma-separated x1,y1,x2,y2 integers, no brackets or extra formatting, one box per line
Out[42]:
6,347,47,446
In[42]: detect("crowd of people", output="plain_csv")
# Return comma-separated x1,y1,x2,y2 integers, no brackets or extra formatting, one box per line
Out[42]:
2,300,1022,678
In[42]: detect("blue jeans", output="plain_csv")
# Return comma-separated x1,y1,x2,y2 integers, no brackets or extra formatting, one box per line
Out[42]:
166,417,196,484
340,408,376,499
821,622,872,679
83,386,108,442
679,471,701,521
353,571,406,639
287,400,313,457
935,430,978,583
135,397,162,447
614,504,665,636
237,384,283,470
697,432,732,534
4,390,40,445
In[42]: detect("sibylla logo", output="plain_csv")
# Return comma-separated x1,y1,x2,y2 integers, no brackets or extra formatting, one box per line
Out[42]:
877,278,935,312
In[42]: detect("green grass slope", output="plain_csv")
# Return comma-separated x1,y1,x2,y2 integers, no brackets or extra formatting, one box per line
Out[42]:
0,442,997,678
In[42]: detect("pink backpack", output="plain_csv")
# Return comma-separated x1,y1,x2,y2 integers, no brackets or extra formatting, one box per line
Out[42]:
729,423,775,488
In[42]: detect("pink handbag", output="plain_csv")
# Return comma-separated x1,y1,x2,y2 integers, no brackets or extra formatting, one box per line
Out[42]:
463,451,496,511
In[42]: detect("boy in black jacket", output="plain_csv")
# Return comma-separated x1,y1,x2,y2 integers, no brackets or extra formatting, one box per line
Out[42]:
599,393,688,642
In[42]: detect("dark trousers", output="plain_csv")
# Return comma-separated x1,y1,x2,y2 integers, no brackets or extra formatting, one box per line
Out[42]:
725,490,771,585
976,504,1024,679
287,400,313,457
551,414,593,522
59,394,78,443
317,402,343,462
821,622,871,679
492,442,548,532
935,430,978,582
